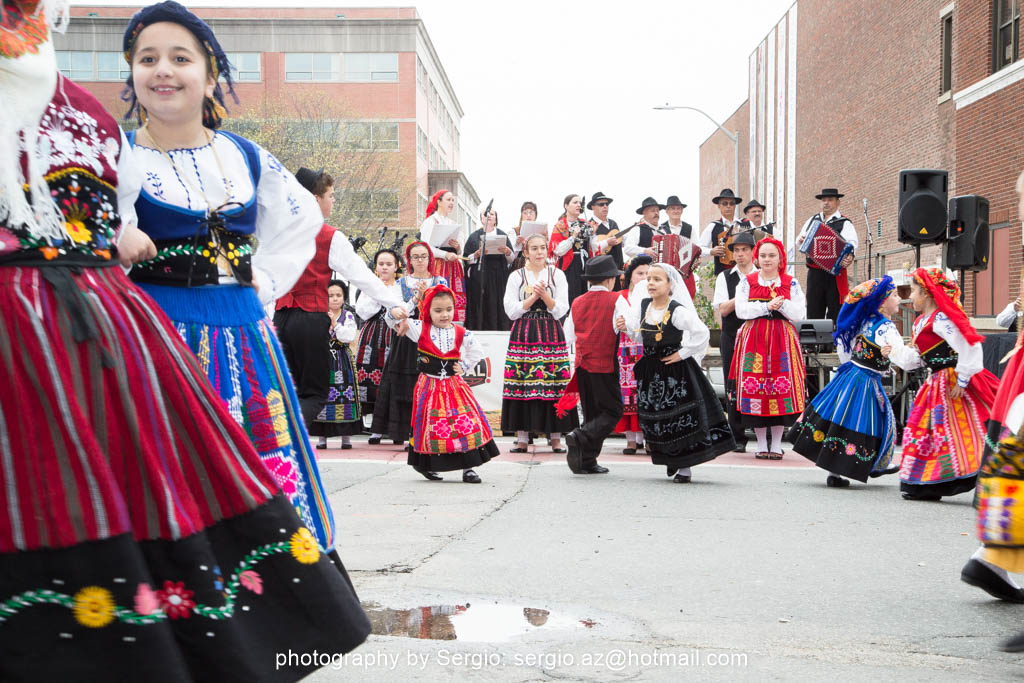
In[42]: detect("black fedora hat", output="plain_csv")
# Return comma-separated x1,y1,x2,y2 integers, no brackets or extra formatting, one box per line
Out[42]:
815,188,845,199
587,191,613,209
582,254,622,280
664,195,687,208
742,199,765,214
712,188,742,205
635,196,665,215
295,166,324,194
730,231,757,248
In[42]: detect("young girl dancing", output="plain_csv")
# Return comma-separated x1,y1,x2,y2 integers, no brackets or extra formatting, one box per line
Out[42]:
311,280,361,449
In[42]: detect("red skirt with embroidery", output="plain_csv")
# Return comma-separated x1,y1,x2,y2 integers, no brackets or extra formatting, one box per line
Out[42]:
614,331,642,432
730,317,806,426
432,258,466,324
409,374,499,471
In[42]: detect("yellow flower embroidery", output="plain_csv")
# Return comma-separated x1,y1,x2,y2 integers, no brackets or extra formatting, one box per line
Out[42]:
813,430,825,443
72,586,116,628
65,219,92,245
289,527,319,564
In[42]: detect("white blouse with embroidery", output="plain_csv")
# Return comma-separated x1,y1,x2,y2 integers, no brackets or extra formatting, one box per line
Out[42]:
381,319,484,377
331,310,357,343
503,266,570,320
734,273,807,322
915,311,985,387
842,318,920,371
623,297,710,363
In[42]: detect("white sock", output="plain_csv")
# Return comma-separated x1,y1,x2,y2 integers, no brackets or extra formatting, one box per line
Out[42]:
342,436,351,445
770,426,785,454
973,546,1021,588
755,427,768,453
370,432,382,439
317,437,327,447
516,431,529,445
549,432,561,443
635,433,644,446
675,467,692,477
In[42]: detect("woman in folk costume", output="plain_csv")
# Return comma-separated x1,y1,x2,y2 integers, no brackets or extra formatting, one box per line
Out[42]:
731,236,807,460
370,241,447,445
501,232,578,453
791,276,911,487
613,255,653,454
419,189,466,324
462,205,513,330
0,3,369,678
119,2,368,554
311,280,361,450
385,285,499,482
509,200,538,271
356,248,401,433
549,193,591,307
899,267,998,501
622,265,735,482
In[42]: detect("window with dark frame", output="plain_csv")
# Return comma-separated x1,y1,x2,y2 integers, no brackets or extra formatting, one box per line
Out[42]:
941,14,953,94
993,0,1021,72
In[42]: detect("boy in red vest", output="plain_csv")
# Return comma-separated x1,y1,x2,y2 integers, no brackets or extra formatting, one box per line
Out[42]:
561,255,625,474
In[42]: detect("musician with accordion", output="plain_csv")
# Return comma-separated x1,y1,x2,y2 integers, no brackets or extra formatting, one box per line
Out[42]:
622,197,701,297
795,188,858,323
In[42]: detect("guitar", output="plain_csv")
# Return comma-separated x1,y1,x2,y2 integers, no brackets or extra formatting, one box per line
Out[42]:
593,221,641,244
719,221,775,266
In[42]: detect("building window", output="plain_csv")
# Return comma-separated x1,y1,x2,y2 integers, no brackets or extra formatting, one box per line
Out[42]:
343,53,398,82
993,0,1021,72
56,51,130,81
416,57,426,92
225,52,261,82
285,53,340,81
429,81,438,112
343,122,399,151
941,14,953,94
284,120,343,145
429,144,438,169
417,193,427,221
417,126,428,160
347,190,400,221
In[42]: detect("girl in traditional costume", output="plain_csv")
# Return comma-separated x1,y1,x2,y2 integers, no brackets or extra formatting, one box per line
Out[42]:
509,200,538,271
385,285,499,482
613,255,652,454
0,3,369,677
791,276,911,487
501,233,578,452
371,241,447,445
731,237,807,460
419,189,466,323
356,248,400,432
549,193,591,307
311,280,361,449
623,264,734,482
463,206,513,330
899,267,998,501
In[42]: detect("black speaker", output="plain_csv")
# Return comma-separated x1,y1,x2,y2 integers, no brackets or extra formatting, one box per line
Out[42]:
898,169,948,244
947,195,989,271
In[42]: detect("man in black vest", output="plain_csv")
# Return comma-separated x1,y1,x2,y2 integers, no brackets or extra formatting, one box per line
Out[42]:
587,191,624,271
796,188,858,323
622,196,664,262
713,231,758,452
660,195,693,239
699,188,742,276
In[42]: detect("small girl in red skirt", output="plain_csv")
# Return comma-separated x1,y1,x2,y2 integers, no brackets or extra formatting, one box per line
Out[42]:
386,284,499,482
731,237,808,459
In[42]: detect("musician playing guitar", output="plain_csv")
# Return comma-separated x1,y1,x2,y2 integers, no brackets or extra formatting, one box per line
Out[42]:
795,188,858,323
698,188,742,276
587,191,624,272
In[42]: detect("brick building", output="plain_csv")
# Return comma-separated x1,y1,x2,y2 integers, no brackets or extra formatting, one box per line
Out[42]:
700,0,1024,318
57,6,480,238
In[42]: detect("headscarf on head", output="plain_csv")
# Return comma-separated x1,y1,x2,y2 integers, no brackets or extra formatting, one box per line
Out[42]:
425,190,447,219
911,266,984,345
404,240,435,275
418,283,455,329
645,262,696,311
121,1,238,128
834,275,895,353
754,236,788,276
0,0,70,242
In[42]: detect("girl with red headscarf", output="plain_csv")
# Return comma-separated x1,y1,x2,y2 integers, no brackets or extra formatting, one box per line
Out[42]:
899,267,998,501
370,241,448,445
420,190,467,324
384,285,499,482
731,237,808,459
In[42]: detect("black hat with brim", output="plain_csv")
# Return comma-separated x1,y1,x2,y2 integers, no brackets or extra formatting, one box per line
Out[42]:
582,254,622,280
730,231,757,248
587,191,613,209
815,188,845,199
712,188,742,205
664,195,686,208
742,199,766,214
295,167,324,194
635,196,665,215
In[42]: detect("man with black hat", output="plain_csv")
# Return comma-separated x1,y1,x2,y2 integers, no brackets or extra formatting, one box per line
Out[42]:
713,230,759,452
622,196,664,262
796,188,858,322
660,195,699,295
561,255,625,475
587,191,624,272
738,199,773,234
699,188,742,276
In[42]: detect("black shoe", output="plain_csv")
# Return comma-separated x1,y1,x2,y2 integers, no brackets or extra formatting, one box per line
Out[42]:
315,441,328,450
1001,631,1024,653
826,475,851,488
341,443,352,450
622,447,637,455
394,439,405,446
673,472,692,483
368,436,382,445
581,464,609,474
732,445,747,453
565,432,583,474
509,445,528,454
902,492,942,501
960,558,1024,603
869,465,900,478
414,468,442,481
462,469,481,484
551,446,566,454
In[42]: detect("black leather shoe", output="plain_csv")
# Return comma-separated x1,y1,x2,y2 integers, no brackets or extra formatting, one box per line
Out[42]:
368,436,382,445
565,432,583,474
582,464,609,474
509,445,528,454
622,447,637,455
462,469,481,484
394,439,405,446
673,472,692,483
1001,631,1024,652
961,558,1024,603
341,443,352,450
869,465,900,478
826,475,851,488
902,492,942,501
414,468,442,481
315,441,328,450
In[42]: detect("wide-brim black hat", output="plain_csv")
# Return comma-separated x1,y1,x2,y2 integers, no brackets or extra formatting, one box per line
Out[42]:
730,231,757,248
582,254,622,280
815,188,845,199
635,196,665,215
712,188,742,205
664,195,686,208
587,191,613,209
295,167,324,194
742,199,765,214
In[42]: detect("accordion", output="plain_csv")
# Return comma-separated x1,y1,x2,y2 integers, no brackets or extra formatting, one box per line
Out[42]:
653,233,702,279
799,218,853,276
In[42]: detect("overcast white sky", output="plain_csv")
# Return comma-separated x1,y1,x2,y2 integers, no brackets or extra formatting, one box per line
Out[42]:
81,0,795,226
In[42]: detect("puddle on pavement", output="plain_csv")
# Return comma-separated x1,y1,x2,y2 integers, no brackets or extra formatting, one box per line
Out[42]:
362,601,598,642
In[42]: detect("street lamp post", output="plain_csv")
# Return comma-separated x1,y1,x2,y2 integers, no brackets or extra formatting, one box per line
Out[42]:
654,104,740,197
